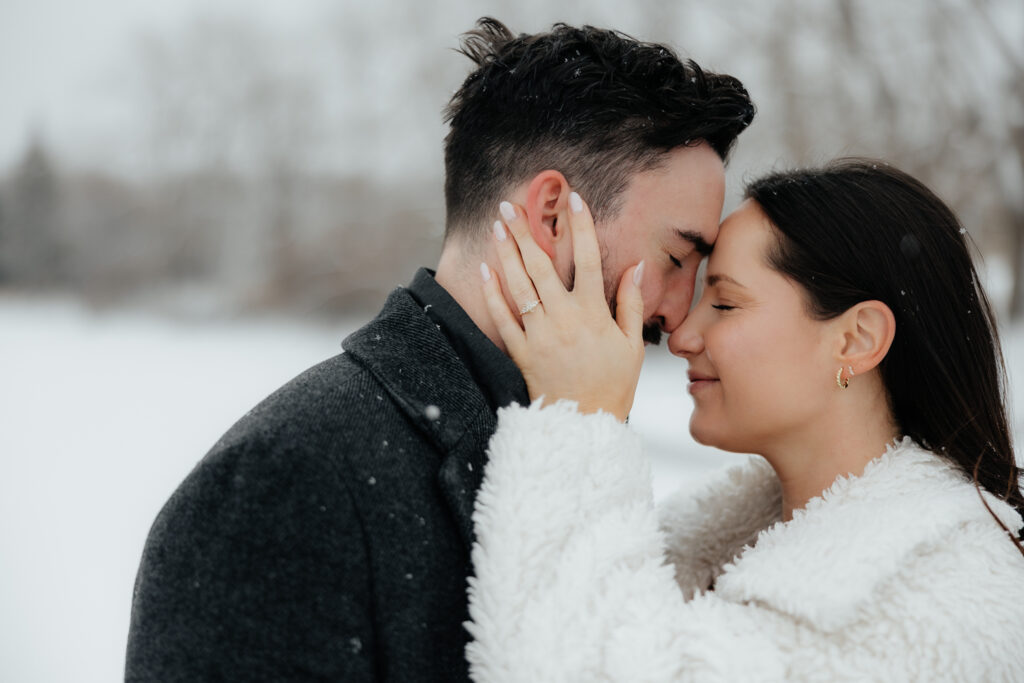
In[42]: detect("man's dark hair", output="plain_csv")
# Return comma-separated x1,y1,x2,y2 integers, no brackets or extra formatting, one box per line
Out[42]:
443,17,755,238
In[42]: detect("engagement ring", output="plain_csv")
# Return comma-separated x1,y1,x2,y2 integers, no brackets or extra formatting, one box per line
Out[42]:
519,299,541,315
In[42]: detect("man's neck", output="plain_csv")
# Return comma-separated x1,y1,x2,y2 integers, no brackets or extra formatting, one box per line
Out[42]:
435,244,508,355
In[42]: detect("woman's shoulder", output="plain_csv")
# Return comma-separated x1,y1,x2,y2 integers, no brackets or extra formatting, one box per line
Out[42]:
679,440,1024,678
847,437,1023,541
712,437,1024,630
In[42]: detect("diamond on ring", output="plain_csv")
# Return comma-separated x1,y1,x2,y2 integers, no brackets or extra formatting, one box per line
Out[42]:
519,299,541,315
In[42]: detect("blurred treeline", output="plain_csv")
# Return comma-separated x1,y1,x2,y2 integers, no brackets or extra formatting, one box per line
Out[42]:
0,140,442,315
1,0,1021,319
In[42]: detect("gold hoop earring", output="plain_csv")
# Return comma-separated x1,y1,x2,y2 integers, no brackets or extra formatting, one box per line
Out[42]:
836,367,849,389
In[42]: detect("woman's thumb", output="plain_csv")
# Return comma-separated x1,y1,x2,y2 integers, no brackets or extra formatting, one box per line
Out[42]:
615,260,645,342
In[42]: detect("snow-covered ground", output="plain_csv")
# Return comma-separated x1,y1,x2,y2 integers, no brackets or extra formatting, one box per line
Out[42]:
1,294,1021,682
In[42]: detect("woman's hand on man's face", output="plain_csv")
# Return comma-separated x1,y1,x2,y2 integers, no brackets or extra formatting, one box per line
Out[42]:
480,191,645,422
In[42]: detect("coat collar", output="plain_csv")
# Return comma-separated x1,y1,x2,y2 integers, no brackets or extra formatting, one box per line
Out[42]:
712,438,1022,631
343,286,495,549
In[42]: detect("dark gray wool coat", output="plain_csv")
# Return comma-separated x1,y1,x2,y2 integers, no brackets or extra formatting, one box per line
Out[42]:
125,285,514,681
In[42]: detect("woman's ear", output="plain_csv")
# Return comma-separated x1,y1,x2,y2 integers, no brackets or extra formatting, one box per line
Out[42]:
524,170,571,258
834,300,896,375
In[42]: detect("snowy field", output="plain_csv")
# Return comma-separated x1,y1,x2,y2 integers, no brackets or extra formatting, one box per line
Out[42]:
2,294,1021,683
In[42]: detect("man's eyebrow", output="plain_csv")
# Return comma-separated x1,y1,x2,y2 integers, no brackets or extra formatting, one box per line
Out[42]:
676,229,713,256
706,273,746,288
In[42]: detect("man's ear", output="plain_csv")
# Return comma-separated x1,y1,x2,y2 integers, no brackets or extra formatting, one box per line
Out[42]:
834,300,896,375
524,170,571,259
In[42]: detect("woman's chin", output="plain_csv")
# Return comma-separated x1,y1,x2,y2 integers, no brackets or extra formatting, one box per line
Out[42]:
689,415,747,453
688,414,720,447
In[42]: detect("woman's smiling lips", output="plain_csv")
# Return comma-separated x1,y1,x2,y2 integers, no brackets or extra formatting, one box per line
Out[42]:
687,370,720,394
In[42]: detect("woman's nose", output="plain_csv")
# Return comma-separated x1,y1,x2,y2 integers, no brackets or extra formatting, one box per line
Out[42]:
668,312,704,358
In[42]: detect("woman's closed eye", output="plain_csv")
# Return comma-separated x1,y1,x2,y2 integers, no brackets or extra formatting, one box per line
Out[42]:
711,303,735,311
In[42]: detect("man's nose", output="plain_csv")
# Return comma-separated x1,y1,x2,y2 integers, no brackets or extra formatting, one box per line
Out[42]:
652,273,696,334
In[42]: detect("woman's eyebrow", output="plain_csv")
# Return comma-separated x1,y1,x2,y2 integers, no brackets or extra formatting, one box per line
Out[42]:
706,273,746,288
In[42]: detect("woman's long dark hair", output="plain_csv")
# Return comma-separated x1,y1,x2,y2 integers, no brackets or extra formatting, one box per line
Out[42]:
747,158,1023,553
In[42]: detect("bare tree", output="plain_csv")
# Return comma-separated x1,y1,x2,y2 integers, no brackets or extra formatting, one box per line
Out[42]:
1,134,64,285
131,16,328,304
968,0,1024,319
684,0,1022,317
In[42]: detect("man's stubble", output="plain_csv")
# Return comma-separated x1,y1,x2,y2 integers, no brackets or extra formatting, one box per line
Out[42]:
565,253,663,347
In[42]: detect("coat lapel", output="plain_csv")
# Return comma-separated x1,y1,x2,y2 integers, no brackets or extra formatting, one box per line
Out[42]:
713,438,1022,631
342,286,495,550
436,410,496,548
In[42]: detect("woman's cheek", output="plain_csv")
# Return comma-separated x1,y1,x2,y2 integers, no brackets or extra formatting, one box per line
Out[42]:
692,321,753,451
715,316,779,422
706,320,747,394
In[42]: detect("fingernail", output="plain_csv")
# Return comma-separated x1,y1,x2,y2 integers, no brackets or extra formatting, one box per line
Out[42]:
480,262,491,282
633,260,645,286
492,220,507,241
499,201,517,222
569,191,583,213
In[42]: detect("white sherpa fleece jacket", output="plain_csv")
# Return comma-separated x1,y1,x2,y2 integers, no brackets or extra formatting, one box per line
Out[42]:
466,401,1024,682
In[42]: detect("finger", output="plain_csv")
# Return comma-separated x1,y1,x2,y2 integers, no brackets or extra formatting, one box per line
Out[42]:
615,261,646,345
491,219,543,320
498,201,569,308
480,261,527,357
566,191,605,302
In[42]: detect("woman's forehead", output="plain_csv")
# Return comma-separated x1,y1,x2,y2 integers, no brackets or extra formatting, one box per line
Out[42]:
709,201,772,267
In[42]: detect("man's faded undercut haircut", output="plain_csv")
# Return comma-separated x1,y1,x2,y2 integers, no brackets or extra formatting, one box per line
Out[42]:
443,17,756,239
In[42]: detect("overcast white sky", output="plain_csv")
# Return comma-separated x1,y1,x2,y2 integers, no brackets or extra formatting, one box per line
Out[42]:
3,0,1020,186
0,0,337,172
0,0,704,179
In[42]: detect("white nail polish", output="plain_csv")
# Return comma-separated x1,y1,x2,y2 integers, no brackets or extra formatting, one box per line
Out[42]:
569,192,583,213
480,262,491,282
492,220,507,241
633,260,645,286
499,201,516,222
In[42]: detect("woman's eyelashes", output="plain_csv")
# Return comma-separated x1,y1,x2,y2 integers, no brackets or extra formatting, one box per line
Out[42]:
669,254,683,268
711,304,735,311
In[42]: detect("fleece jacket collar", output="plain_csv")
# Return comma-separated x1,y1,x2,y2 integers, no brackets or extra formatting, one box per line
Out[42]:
714,438,1022,631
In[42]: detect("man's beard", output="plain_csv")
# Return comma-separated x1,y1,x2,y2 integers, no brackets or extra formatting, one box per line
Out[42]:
566,261,663,346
